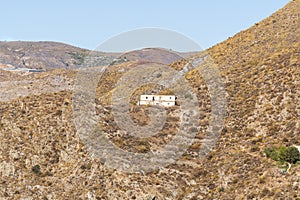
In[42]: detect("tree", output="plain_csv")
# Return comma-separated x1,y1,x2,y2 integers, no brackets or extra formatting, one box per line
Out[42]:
265,146,300,164
285,146,300,164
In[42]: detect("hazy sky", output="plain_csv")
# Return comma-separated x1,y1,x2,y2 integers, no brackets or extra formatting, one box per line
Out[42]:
0,0,290,51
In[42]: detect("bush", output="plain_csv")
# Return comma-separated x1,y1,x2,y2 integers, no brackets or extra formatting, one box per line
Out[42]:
251,146,260,152
285,146,300,164
265,147,278,161
278,146,287,163
31,164,41,175
265,146,300,164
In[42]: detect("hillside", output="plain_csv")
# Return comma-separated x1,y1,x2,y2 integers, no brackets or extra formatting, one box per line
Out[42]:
0,42,194,70
121,48,198,64
0,0,299,199
0,41,125,70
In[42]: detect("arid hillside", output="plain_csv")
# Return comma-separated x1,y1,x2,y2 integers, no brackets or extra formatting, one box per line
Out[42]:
0,0,299,199
0,42,193,70
0,41,91,69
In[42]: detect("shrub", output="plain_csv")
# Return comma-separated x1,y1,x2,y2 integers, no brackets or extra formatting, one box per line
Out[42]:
184,93,193,99
218,186,225,192
277,146,287,163
265,147,278,161
265,146,300,164
31,164,41,175
285,146,300,164
251,146,260,152
260,188,270,197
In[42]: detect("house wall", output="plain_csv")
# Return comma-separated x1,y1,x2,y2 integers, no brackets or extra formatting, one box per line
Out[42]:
153,95,176,101
138,100,154,106
160,101,175,107
140,95,154,101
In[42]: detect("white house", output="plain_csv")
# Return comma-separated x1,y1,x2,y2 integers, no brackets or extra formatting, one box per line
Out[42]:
138,95,176,107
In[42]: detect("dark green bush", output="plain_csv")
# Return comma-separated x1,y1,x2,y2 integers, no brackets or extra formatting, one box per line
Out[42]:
285,146,300,164
278,146,287,162
31,164,41,175
265,147,278,161
265,146,300,164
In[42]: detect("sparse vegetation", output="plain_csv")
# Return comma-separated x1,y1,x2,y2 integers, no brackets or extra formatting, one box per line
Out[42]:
184,93,193,99
31,164,41,175
68,52,87,65
110,56,129,65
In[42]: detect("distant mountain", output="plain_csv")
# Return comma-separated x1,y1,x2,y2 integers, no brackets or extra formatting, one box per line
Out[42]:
0,41,123,70
121,48,198,64
0,41,89,69
0,41,198,69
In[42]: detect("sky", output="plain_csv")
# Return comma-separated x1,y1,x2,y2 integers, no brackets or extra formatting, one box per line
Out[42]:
0,0,291,51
